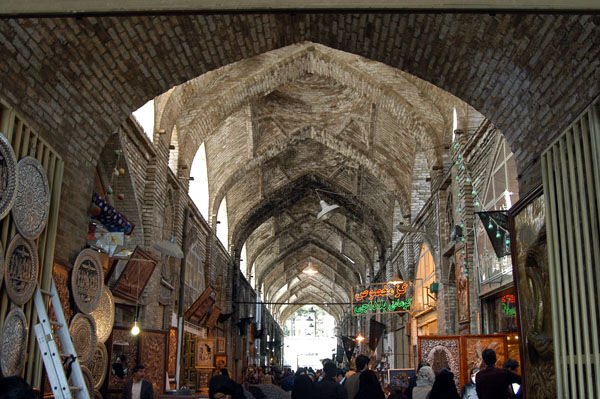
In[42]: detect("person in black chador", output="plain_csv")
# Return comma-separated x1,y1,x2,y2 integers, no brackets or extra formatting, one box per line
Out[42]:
112,354,129,379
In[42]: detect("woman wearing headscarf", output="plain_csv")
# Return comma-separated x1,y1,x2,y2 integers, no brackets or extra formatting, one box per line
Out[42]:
292,374,315,399
411,366,435,399
209,375,249,399
429,368,460,399
461,368,480,399
355,370,385,399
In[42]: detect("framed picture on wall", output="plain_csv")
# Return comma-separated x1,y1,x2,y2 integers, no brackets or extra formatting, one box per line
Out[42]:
195,338,215,368
217,337,226,354
388,369,414,387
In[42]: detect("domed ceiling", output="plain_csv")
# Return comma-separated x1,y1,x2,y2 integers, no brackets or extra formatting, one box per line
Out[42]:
156,42,465,322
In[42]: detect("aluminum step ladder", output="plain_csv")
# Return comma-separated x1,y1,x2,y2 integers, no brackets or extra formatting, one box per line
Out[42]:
33,279,89,399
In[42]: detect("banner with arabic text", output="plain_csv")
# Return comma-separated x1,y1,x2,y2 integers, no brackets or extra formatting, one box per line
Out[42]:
351,282,413,316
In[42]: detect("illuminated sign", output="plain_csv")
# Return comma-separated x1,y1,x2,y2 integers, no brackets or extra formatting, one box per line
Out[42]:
352,282,412,316
501,294,517,317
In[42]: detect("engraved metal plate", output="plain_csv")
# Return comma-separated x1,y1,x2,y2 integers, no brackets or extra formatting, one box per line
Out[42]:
86,342,108,390
72,249,104,314
11,156,50,240
4,234,39,305
0,241,4,291
0,133,18,221
78,365,95,397
0,307,28,377
69,313,97,364
90,285,114,344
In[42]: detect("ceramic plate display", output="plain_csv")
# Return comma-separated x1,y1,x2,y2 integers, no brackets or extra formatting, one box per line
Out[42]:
0,308,28,377
4,234,38,305
0,133,18,221
71,249,104,314
89,285,115,343
69,313,97,364
86,342,108,390
11,156,50,240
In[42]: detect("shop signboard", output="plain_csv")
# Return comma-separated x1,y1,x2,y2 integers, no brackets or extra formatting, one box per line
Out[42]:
351,281,413,316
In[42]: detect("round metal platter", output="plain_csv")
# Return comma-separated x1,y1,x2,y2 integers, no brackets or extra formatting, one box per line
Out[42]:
89,285,115,344
0,307,28,377
86,342,108,390
11,156,50,240
78,365,96,397
0,241,4,292
69,313,97,364
4,234,38,305
71,249,104,314
0,133,18,221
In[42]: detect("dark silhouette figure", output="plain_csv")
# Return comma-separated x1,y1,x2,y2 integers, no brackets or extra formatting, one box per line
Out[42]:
355,370,385,399
429,368,460,399
292,375,315,399
475,349,521,399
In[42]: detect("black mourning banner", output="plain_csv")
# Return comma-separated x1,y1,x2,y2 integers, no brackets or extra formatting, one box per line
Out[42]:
477,210,510,258
336,345,344,363
369,318,386,351
342,336,356,362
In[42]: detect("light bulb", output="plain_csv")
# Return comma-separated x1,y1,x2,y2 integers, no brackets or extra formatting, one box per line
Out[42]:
456,175,459,181
131,320,140,336
466,177,471,183
475,201,480,207
454,142,460,150
488,222,494,230
471,190,476,196
506,239,511,246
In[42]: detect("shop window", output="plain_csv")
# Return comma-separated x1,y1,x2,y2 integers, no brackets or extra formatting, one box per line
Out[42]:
477,139,519,284
185,242,205,295
414,245,436,312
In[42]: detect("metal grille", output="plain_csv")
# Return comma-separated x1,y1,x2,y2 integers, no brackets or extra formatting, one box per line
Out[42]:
542,98,600,398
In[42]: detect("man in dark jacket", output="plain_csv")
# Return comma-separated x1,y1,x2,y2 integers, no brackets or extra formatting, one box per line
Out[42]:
476,349,521,399
123,365,154,399
315,361,347,399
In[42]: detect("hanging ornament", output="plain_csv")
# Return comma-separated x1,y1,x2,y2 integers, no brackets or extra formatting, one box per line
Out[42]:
456,175,459,181
119,168,125,175
113,168,120,177
458,192,462,199
496,231,501,238
488,222,494,230
114,150,121,157
463,260,467,265
454,142,460,150
475,200,480,208
456,160,460,166
461,164,465,171
118,194,125,200
461,249,465,255
461,237,466,242
107,187,114,195
506,238,511,246
458,207,462,213
466,176,471,183
460,223,464,229
457,154,462,160
471,189,476,196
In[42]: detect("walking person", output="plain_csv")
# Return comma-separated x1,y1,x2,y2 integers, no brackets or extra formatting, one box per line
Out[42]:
429,368,459,399
475,349,521,399
345,354,370,399
411,366,435,399
461,368,480,399
355,370,385,399
122,365,153,399
315,361,347,399
291,375,315,399
406,362,430,399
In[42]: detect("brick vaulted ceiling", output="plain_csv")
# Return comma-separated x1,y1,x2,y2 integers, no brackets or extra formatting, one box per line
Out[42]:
0,13,599,320
156,42,463,320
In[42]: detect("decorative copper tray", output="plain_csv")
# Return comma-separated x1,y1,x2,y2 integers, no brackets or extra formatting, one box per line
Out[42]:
0,307,28,377
12,156,50,240
90,285,115,343
72,248,104,314
4,234,38,305
69,313,98,364
0,132,18,221
86,342,108,390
